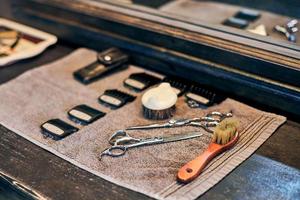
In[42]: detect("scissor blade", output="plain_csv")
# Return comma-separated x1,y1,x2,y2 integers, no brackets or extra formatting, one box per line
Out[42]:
162,132,203,143
127,123,170,130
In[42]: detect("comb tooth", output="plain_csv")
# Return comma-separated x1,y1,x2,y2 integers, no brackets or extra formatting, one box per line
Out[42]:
119,92,125,98
211,93,216,101
176,82,182,88
200,88,208,96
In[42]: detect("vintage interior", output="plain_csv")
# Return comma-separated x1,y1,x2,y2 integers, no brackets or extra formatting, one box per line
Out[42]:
0,0,299,200
10,0,300,117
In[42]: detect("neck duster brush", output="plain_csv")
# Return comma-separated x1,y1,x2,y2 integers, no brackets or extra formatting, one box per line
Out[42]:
177,118,239,183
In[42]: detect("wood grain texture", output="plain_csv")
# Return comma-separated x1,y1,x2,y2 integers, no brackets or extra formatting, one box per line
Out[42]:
0,2,299,199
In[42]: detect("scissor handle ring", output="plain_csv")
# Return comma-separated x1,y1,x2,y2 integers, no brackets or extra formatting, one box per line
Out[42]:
100,146,127,159
109,130,128,145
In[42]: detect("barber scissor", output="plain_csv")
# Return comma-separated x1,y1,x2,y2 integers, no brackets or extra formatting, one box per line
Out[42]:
99,130,203,159
126,111,232,133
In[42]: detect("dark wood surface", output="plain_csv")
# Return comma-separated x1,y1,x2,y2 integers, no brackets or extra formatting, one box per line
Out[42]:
0,1,299,199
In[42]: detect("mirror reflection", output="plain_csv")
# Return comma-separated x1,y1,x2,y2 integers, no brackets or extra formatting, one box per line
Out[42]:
103,0,300,46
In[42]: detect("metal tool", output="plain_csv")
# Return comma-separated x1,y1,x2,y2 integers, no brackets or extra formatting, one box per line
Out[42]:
274,19,298,43
274,25,296,43
126,111,232,133
286,19,298,30
100,131,203,158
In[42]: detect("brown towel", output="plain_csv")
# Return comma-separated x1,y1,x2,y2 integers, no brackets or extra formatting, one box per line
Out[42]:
0,48,286,200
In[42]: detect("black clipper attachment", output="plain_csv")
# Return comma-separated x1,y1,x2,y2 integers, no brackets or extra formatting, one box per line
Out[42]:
223,17,249,29
234,9,261,22
73,48,129,84
163,76,190,96
124,72,161,92
41,119,79,140
185,85,226,108
68,104,106,125
98,89,136,109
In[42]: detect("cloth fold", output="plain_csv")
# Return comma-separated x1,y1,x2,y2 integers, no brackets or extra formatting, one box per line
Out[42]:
0,48,286,200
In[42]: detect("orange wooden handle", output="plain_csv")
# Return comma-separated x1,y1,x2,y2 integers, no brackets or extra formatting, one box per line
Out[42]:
177,143,223,183
177,133,239,183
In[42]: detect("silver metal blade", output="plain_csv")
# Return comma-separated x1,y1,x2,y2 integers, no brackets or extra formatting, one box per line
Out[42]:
162,132,203,143
126,123,170,130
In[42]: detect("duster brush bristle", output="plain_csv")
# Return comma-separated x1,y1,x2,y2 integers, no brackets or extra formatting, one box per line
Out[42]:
142,105,176,120
212,118,239,145
142,83,178,120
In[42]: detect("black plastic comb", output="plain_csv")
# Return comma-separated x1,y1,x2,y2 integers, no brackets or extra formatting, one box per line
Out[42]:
163,76,190,96
124,72,161,92
223,17,249,29
41,119,79,140
98,89,136,109
68,104,106,125
234,9,261,22
185,85,226,108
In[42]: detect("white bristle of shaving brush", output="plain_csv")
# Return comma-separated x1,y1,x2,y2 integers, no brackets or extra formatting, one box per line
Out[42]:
142,82,178,120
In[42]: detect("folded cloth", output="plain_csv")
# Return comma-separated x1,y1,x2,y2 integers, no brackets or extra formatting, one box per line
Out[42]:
0,48,286,200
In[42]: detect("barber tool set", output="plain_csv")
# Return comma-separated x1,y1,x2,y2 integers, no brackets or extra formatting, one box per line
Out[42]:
39,46,240,183
100,111,233,158
100,111,238,182
40,47,227,141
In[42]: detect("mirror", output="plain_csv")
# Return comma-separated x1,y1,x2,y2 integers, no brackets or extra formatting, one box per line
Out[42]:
97,0,300,48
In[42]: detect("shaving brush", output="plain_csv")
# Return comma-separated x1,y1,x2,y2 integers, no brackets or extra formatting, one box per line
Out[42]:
177,118,239,183
141,83,178,120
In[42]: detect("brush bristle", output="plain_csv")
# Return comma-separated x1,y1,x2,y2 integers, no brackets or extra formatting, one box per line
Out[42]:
142,105,175,120
212,118,239,145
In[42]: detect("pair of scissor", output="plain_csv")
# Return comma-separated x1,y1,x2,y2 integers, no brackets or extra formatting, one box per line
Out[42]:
126,111,232,133
99,130,203,159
